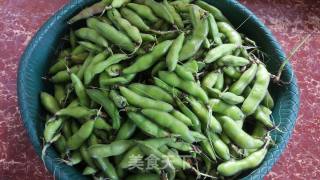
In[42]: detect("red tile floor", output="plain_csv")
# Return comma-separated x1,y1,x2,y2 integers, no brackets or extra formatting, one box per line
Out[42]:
0,0,319,179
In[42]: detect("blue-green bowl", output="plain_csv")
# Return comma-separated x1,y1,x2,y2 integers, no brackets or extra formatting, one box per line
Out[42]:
17,0,300,179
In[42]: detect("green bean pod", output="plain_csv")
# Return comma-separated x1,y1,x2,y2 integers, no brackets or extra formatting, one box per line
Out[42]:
127,3,159,23
203,37,211,49
67,151,82,165
195,0,229,22
71,45,86,56
263,91,274,109
87,18,135,52
144,0,174,24
153,77,183,97
56,106,97,119
157,31,179,42
175,97,202,132
175,64,195,81
114,155,125,178
204,44,238,63
106,64,123,77
162,151,178,179
91,54,129,80
217,55,250,66
77,54,93,80
164,0,184,29
223,66,242,79
171,110,193,126
111,0,130,8
62,120,72,138
75,28,109,47
217,22,242,45
109,90,128,108
51,65,80,83
167,141,193,152
208,14,222,45
115,120,137,140
202,70,219,88
247,122,268,154
141,33,156,42
70,52,89,64
158,71,208,103
49,58,68,74
200,140,217,161
142,109,195,143
253,106,274,128
186,96,221,133
108,9,142,44
96,158,119,180
179,12,209,61
151,61,166,76
242,64,270,116
128,83,174,104
66,120,95,150
220,92,244,105
70,29,76,48
41,92,60,114
220,132,231,145
93,54,129,76
70,73,90,107
68,0,112,24
80,145,96,168
217,116,264,149
204,87,221,98
123,40,173,74
88,134,100,146
170,1,191,12
166,33,185,71
213,72,224,90
89,140,134,158
261,105,272,115
94,117,112,131
229,63,258,95
183,60,198,73
137,142,191,169
217,146,268,176
78,41,103,52
189,4,203,27
127,112,170,138
208,98,245,121
99,73,136,86
84,51,109,85
120,87,173,112
87,89,121,129
252,122,268,139
208,132,230,161
120,7,151,32
190,131,207,142
54,135,66,155
44,118,63,143
119,137,174,168
82,166,97,175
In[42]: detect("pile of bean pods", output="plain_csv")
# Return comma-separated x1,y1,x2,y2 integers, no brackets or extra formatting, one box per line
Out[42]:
40,0,276,179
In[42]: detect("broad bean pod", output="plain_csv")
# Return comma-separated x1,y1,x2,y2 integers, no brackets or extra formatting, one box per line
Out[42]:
242,64,270,116
120,87,173,111
158,71,208,102
123,40,173,74
142,109,195,143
